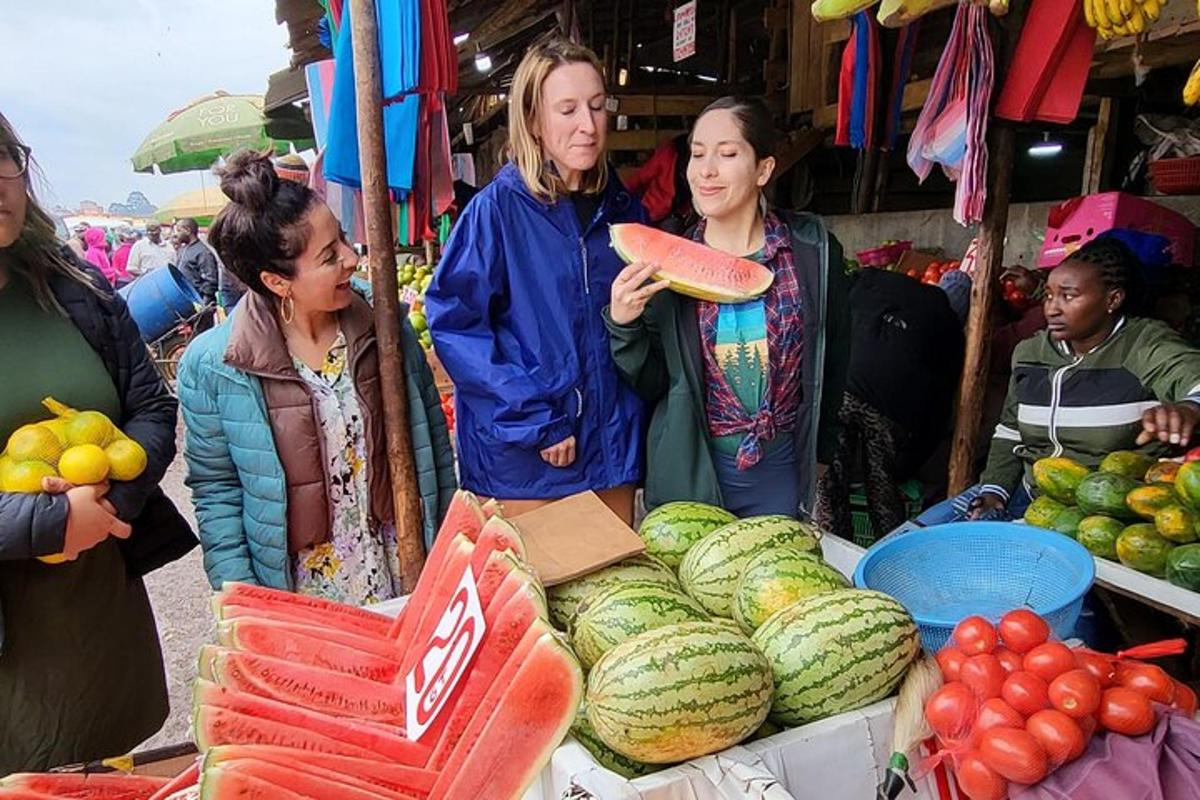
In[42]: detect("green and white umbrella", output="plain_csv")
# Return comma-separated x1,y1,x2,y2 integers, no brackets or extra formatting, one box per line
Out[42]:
131,92,314,175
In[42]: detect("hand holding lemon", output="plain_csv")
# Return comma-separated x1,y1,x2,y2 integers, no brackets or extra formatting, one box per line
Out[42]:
1,397,147,564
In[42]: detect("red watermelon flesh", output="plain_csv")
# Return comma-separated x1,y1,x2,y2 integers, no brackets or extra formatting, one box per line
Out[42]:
421,581,545,761
394,535,476,674
203,745,436,797
437,489,488,542
216,583,392,632
217,616,399,659
202,756,414,800
474,516,527,562
0,773,169,799
217,619,402,682
214,598,391,639
610,222,775,303
480,498,503,519
205,646,406,724
198,766,309,799
431,630,583,799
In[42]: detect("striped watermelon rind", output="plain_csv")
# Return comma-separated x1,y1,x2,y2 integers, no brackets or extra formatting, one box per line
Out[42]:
679,516,820,618
546,553,679,630
732,547,849,634
569,580,711,670
570,705,665,779
638,502,738,568
586,621,773,763
751,589,919,726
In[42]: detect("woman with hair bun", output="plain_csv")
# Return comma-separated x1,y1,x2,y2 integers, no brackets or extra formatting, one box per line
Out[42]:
177,150,456,603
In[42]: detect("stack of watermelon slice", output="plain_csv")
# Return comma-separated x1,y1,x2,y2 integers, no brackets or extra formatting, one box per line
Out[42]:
188,490,582,799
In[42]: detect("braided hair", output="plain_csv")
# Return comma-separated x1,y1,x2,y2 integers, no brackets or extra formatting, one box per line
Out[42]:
1067,236,1146,316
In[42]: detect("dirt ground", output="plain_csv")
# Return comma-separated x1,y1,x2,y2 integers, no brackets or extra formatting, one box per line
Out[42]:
137,427,213,751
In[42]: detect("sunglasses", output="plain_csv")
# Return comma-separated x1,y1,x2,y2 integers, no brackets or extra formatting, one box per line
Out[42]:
0,144,31,180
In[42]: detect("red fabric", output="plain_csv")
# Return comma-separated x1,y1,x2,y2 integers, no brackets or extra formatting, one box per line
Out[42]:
835,23,858,147
625,140,679,222
995,0,1088,123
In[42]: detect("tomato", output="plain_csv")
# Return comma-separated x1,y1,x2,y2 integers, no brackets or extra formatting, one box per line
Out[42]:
1098,687,1156,736
1117,663,1176,704
955,752,1008,800
1048,669,1102,719
998,609,1050,655
994,648,1023,674
1026,708,1087,765
977,698,1026,732
978,727,1049,785
1023,642,1076,683
1074,650,1116,688
1172,681,1197,717
961,654,1008,699
954,616,999,656
1186,446,1200,463
937,647,970,682
1002,671,1051,717
926,681,979,741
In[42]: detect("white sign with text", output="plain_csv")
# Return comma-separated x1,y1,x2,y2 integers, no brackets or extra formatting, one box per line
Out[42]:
673,1,697,62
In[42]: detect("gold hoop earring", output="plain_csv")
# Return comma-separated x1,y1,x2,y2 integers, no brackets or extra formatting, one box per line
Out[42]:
281,293,295,324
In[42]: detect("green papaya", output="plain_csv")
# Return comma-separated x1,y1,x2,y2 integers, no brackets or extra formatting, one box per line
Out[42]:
1033,457,1091,504
1076,472,1141,519
1076,516,1123,559
1175,461,1200,510
1154,504,1199,545
1099,451,1157,481
1165,544,1200,592
1024,496,1068,530
1052,506,1086,538
1116,523,1175,576
1126,484,1177,520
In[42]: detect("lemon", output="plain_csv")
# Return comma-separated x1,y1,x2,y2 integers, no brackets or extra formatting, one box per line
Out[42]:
65,411,116,447
105,439,148,481
1,460,58,493
58,444,111,485
38,418,70,445
6,424,64,465
38,554,70,565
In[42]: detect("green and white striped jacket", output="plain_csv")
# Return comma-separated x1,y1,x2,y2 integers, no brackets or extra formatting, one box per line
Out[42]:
980,317,1200,501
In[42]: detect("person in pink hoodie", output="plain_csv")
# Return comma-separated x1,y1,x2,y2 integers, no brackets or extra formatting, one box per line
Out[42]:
83,226,128,287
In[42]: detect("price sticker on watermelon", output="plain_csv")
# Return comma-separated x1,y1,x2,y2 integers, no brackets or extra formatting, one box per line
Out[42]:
405,565,486,741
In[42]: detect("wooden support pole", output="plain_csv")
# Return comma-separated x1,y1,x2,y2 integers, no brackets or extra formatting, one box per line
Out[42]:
349,0,426,591
947,121,1019,496
1082,97,1116,195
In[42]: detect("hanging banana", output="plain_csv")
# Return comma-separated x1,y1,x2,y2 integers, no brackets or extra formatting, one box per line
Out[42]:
1084,0,1169,39
812,0,879,23
1185,59,1200,106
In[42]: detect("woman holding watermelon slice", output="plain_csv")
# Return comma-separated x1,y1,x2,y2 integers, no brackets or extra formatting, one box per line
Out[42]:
607,97,850,518
426,40,648,523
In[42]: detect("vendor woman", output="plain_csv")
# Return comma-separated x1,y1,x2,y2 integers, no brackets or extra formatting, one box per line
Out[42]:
920,236,1200,524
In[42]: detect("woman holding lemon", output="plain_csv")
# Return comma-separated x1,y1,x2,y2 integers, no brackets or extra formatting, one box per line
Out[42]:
0,114,193,771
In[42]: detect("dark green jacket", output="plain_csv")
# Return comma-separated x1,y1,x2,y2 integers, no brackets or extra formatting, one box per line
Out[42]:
606,212,849,514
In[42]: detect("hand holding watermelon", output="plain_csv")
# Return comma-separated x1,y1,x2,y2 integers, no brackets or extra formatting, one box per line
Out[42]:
609,261,671,325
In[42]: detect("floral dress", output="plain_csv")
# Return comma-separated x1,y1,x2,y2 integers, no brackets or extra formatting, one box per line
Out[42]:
291,331,403,605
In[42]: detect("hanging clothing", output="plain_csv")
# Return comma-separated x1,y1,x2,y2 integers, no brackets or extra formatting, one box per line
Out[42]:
290,332,404,605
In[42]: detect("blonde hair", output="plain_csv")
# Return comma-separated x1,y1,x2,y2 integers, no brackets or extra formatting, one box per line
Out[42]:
507,38,609,202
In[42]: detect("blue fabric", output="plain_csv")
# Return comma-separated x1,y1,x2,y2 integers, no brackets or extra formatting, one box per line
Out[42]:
324,1,420,193
425,163,648,499
851,12,872,149
711,440,800,518
176,297,449,590
915,483,1033,526
377,0,420,99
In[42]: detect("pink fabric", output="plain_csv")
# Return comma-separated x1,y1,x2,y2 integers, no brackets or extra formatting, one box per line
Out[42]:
83,227,116,284
113,243,133,275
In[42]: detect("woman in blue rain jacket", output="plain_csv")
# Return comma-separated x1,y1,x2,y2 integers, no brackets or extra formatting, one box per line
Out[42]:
425,39,646,523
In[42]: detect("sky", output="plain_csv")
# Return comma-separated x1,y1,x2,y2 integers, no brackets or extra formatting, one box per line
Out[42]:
2,0,291,211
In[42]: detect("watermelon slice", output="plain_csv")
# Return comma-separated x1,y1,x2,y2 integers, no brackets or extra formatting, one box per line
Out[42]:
203,646,406,724
147,762,199,800
203,745,436,797
217,620,402,681
217,616,399,659
197,765,309,799
480,498,504,519
610,222,775,303
201,755,413,800
431,630,584,799
438,489,489,542
394,535,476,675
0,772,169,799
213,597,391,639
217,583,392,629
474,516,527,562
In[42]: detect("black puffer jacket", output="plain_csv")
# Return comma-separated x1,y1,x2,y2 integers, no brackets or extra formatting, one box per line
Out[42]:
0,256,196,636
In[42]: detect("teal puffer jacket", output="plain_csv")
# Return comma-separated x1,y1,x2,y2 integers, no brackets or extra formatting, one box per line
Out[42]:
177,294,456,590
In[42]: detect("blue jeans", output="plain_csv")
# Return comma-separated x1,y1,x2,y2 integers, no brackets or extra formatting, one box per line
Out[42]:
712,442,801,518
914,483,1033,527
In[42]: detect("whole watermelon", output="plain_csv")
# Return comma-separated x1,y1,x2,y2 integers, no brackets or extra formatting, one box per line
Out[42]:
679,516,820,617
571,705,664,778
1076,472,1141,519
1165,544,1200,592
751,589,919,726
1099,451,1156,481
586,621,773,763
733,547,848,634
1076,515,1123,559
1116,523,1175,576
1024,496,1067,530
1033,457,1090,504
637,502,737,569
547,554,679,630
569,580,710,670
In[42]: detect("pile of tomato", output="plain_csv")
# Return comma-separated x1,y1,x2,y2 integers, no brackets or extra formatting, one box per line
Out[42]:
440,392,456,433
925,609,1197,800
904,260,962,285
